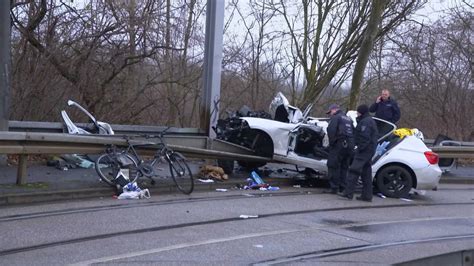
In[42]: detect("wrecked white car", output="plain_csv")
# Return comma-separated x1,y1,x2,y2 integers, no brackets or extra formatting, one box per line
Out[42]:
217,92,442,198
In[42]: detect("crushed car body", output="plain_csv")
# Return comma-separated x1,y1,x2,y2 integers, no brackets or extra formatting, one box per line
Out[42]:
215,92,442,198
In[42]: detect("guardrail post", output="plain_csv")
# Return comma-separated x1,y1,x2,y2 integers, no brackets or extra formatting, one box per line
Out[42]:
16,155,27,185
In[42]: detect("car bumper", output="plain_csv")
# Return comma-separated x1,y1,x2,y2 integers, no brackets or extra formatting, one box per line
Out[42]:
414,164,442,190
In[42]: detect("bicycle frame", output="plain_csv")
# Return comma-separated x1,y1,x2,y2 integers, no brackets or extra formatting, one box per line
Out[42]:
123,135,175,177
96,131,194,194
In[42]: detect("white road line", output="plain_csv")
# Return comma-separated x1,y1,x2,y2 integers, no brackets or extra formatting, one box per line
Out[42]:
69,229,301,266
70,216,474,265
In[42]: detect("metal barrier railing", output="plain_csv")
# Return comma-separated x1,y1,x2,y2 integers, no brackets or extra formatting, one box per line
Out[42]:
2,121,473,185
0,130,269,185
8,120,205,135
430,146,474,158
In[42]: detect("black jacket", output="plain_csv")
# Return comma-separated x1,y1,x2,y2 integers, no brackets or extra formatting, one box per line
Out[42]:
327,110,354,147
354,113,378,154
369,97,401,123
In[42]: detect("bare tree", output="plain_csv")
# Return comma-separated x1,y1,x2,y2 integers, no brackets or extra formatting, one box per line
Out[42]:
267,0,423,107
384,6,473,140
220,0,289,114
10,0,206,127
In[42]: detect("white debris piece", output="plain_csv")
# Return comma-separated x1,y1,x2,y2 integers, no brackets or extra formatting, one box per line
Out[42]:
239,215,259,219
198,179,215,183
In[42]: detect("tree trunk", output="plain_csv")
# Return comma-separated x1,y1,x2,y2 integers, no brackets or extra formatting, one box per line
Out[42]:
349,0,388,109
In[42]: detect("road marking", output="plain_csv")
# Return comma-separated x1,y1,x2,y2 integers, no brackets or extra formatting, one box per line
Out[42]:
70,216,473,265
69,228,301,266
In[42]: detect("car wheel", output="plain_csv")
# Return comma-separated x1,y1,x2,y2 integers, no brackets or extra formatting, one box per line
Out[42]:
376,165,413,198
237,130,273,171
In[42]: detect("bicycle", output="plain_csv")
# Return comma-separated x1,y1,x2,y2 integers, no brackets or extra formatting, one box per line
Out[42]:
94,129,194,195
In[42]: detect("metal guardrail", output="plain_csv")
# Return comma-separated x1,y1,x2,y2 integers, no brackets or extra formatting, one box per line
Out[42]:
2,121,474,185
5,121,264,159
425,138,474,158
0,131,264,159
8,120,205,135
431,146,474,158
425,138,474,147
1,121,271,185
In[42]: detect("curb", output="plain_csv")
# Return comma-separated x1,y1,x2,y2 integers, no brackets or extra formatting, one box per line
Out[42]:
0,177,296,206
1,177,471,206
0,187,115,206
439,177,474,185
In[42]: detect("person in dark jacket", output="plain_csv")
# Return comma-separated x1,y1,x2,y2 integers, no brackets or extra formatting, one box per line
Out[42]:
369,89,401,124
323,104,354,194
340,104,378,202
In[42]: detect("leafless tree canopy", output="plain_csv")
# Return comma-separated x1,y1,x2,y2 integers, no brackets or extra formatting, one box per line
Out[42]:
11,0,205,127
8,0,473,139
383,6,473,140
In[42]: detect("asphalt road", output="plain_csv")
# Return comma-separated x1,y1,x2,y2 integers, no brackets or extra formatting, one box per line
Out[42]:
0,183,473,265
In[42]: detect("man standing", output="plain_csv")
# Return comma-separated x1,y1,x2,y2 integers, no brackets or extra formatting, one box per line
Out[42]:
340,104,378,202
369,89,401,124
324,104,354,194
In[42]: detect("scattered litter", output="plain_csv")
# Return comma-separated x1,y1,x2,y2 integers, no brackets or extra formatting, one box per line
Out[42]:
400,198,413,202
268,186,280,191
251,171,265,184
234,184,244,189
117,182,151,199
47,154,95,170
198,179,215,183
123,182,139,192
253,245,264,248
244,171,273,190
114,169,131,187
239,215,258,219
117,189,150,199
377,193,386,199
293,185,301,188
242,193,254,197
215,188,228,192
199,165,228,181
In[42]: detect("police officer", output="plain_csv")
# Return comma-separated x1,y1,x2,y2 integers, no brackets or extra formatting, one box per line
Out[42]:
340,104,378,202
324,104,354,194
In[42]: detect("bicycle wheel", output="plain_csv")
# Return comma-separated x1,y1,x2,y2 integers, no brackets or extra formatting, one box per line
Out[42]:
95,152,139,187
168,152,194,194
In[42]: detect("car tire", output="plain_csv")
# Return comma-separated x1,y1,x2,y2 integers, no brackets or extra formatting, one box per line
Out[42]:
376,165,413,198
237,130,273,171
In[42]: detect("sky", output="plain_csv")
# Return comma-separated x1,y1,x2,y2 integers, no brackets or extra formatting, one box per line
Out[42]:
412,0,463,23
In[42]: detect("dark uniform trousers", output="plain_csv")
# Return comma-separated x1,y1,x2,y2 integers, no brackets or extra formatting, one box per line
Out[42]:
344,149,374,200
327,139,354,192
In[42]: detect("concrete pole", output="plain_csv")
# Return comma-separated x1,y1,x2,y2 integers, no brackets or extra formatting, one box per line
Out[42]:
200,0,224,139
0,1,11,166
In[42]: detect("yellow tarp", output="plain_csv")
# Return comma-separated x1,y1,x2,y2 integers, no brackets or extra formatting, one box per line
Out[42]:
393,128,416,138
